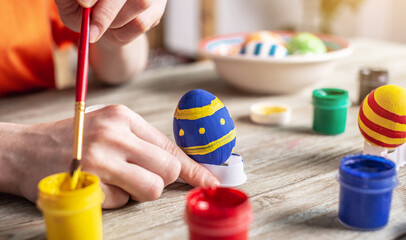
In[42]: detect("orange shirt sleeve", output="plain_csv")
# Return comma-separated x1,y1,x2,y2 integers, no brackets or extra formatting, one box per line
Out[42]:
0,0,79,96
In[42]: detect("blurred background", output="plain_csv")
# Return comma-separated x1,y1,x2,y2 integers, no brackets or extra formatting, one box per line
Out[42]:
146,0,406,68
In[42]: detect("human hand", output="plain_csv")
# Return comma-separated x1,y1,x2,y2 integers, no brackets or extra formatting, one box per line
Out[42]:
54,0,166,44
0,105,219,209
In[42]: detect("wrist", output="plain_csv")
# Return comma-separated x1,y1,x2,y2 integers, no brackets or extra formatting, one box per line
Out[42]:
0,121,73,201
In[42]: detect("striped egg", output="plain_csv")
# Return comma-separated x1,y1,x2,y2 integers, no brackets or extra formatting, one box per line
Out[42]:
358,84,406,149
243,31,286,46
240,42,288,58
173,89,236,165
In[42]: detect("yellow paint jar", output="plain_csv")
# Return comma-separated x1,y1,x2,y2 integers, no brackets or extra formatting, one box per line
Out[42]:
37,172,104,240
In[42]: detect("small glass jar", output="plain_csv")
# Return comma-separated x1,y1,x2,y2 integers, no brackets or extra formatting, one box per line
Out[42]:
358,67,389,104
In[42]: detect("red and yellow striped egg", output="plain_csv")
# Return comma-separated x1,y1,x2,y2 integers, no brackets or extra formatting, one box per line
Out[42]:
358,84,406,148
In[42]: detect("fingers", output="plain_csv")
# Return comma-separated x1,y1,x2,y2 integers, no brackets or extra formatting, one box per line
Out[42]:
106,160,165,202
122,135,181,186
109,0,166,43
89,0,127,42
77,0,98,8
100,183,129,209
56,0,166,43
110,0,151,29
82,104,219,205
54,0,82,31
55,0,80,12
116,107,220,188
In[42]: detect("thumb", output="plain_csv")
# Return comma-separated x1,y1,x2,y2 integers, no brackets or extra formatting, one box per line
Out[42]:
178,156,220,188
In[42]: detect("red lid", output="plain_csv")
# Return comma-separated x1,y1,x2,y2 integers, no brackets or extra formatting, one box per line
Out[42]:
186,187,252,228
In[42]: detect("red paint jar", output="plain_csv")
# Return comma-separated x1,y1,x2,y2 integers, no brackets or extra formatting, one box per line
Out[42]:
185,187,253,240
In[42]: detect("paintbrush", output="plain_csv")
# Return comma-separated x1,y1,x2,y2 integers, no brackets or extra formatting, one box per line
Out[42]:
70,7,91,190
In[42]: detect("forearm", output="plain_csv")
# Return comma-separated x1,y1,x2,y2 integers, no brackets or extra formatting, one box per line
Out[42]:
0,123,28,196
0,122,72,200
89,34,148,85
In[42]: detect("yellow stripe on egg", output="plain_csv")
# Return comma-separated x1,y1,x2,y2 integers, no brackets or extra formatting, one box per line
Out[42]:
174,97,225,120
374,85,406,116
180,129,236,155
362,98,406,132
358,116,406,145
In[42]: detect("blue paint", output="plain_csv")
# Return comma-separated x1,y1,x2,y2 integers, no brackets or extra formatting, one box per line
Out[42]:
178,89,215,109
173,89,236,165
338,154,397,230
254,43,262,55
240,46,246,55
174,107,234,149
269,45,276,56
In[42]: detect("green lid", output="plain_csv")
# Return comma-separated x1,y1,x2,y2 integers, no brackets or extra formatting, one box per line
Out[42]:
312,88,350,109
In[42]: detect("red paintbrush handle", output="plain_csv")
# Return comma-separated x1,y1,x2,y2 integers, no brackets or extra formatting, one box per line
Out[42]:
76,7,91,102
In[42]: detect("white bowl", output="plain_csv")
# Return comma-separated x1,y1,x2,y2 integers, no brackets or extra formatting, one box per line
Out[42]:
199,31,353,94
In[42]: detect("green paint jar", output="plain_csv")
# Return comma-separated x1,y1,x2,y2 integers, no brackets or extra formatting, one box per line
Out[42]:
312,88,351,135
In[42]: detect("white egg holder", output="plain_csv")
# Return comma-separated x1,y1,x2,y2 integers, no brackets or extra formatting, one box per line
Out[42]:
363,141,406,170
177,154,247,187
201,154,247,187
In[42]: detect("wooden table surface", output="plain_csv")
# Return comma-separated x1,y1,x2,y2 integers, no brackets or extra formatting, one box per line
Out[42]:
2,38,406,240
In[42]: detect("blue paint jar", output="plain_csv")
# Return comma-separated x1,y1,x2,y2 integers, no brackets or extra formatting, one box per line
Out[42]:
338,154,397,230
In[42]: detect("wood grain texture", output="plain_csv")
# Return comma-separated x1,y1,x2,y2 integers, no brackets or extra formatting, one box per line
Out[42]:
2,39,406,240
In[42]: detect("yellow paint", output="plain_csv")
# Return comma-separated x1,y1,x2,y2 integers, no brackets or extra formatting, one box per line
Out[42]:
374,85,406,116
174,97,225,120
199,128,205,134
70,166,81,190
358,116,406,146
220,118,225,125
361,97,406,131
232,147,235,153
179,129,184,136
181,129,236,155
259,106,287,115
37,172,104,240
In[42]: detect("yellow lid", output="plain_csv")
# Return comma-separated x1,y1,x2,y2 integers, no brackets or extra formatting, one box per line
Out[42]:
250,102,291,125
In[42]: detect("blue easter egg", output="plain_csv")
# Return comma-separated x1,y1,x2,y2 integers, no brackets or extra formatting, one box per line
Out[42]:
173,89,236,165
